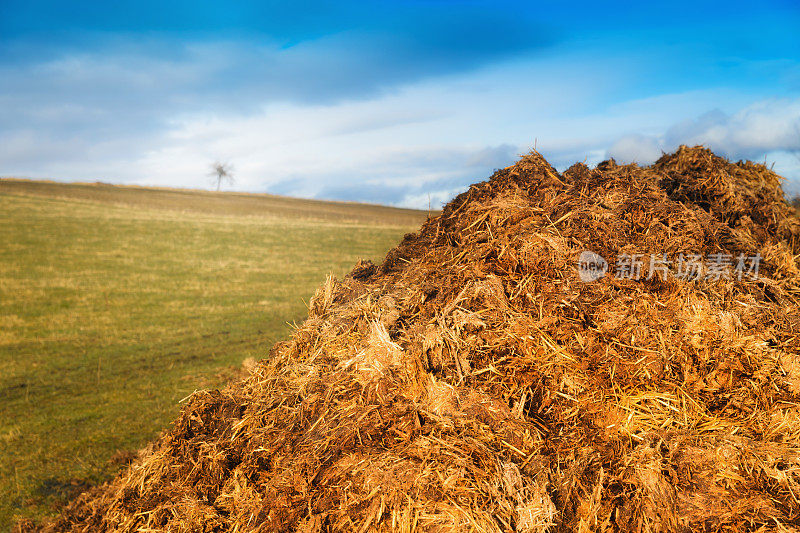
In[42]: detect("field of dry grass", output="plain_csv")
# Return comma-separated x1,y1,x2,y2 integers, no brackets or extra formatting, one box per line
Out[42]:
0,179,430,527
0,179,429,226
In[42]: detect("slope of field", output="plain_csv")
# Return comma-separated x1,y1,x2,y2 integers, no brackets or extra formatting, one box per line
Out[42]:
0,179,430,527
0,178,429,226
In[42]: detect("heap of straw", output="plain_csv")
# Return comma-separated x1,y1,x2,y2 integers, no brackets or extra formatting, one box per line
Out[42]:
26,146,800,532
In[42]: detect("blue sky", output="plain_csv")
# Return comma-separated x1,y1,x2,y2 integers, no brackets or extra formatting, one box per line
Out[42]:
1,1,799,207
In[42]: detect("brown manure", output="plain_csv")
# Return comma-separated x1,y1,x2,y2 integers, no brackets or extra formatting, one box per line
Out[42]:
24,146,800,532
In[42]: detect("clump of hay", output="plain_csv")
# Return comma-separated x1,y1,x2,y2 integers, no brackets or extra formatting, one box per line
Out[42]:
26,146,800,532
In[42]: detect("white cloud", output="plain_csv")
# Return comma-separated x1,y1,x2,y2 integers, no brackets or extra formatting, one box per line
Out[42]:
606,98,800,187
3,37,799,208
666,100,800,158
607,135,663,164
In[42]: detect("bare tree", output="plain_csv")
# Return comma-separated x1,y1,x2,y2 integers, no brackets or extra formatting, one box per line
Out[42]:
209,161,234,191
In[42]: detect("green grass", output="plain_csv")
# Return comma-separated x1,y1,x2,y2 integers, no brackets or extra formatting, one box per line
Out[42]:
0,181,427,528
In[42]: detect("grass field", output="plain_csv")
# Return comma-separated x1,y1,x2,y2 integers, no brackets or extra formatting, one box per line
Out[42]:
0,179,429,528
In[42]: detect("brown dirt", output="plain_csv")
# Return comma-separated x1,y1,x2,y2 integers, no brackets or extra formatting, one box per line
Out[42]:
21,146,800,532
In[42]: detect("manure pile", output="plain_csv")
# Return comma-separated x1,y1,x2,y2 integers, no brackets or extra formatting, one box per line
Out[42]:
28,147,800,532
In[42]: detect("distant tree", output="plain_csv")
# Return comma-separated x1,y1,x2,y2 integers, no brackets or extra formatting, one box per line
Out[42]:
209,161,234,191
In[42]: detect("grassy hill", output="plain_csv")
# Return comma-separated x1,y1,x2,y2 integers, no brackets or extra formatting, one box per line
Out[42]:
0,179,431,528
0,178,429,225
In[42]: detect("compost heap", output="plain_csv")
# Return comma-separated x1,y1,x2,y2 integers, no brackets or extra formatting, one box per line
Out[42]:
33,146,800,532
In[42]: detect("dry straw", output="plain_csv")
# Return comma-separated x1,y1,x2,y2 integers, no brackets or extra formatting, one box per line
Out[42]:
22,146,800,532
